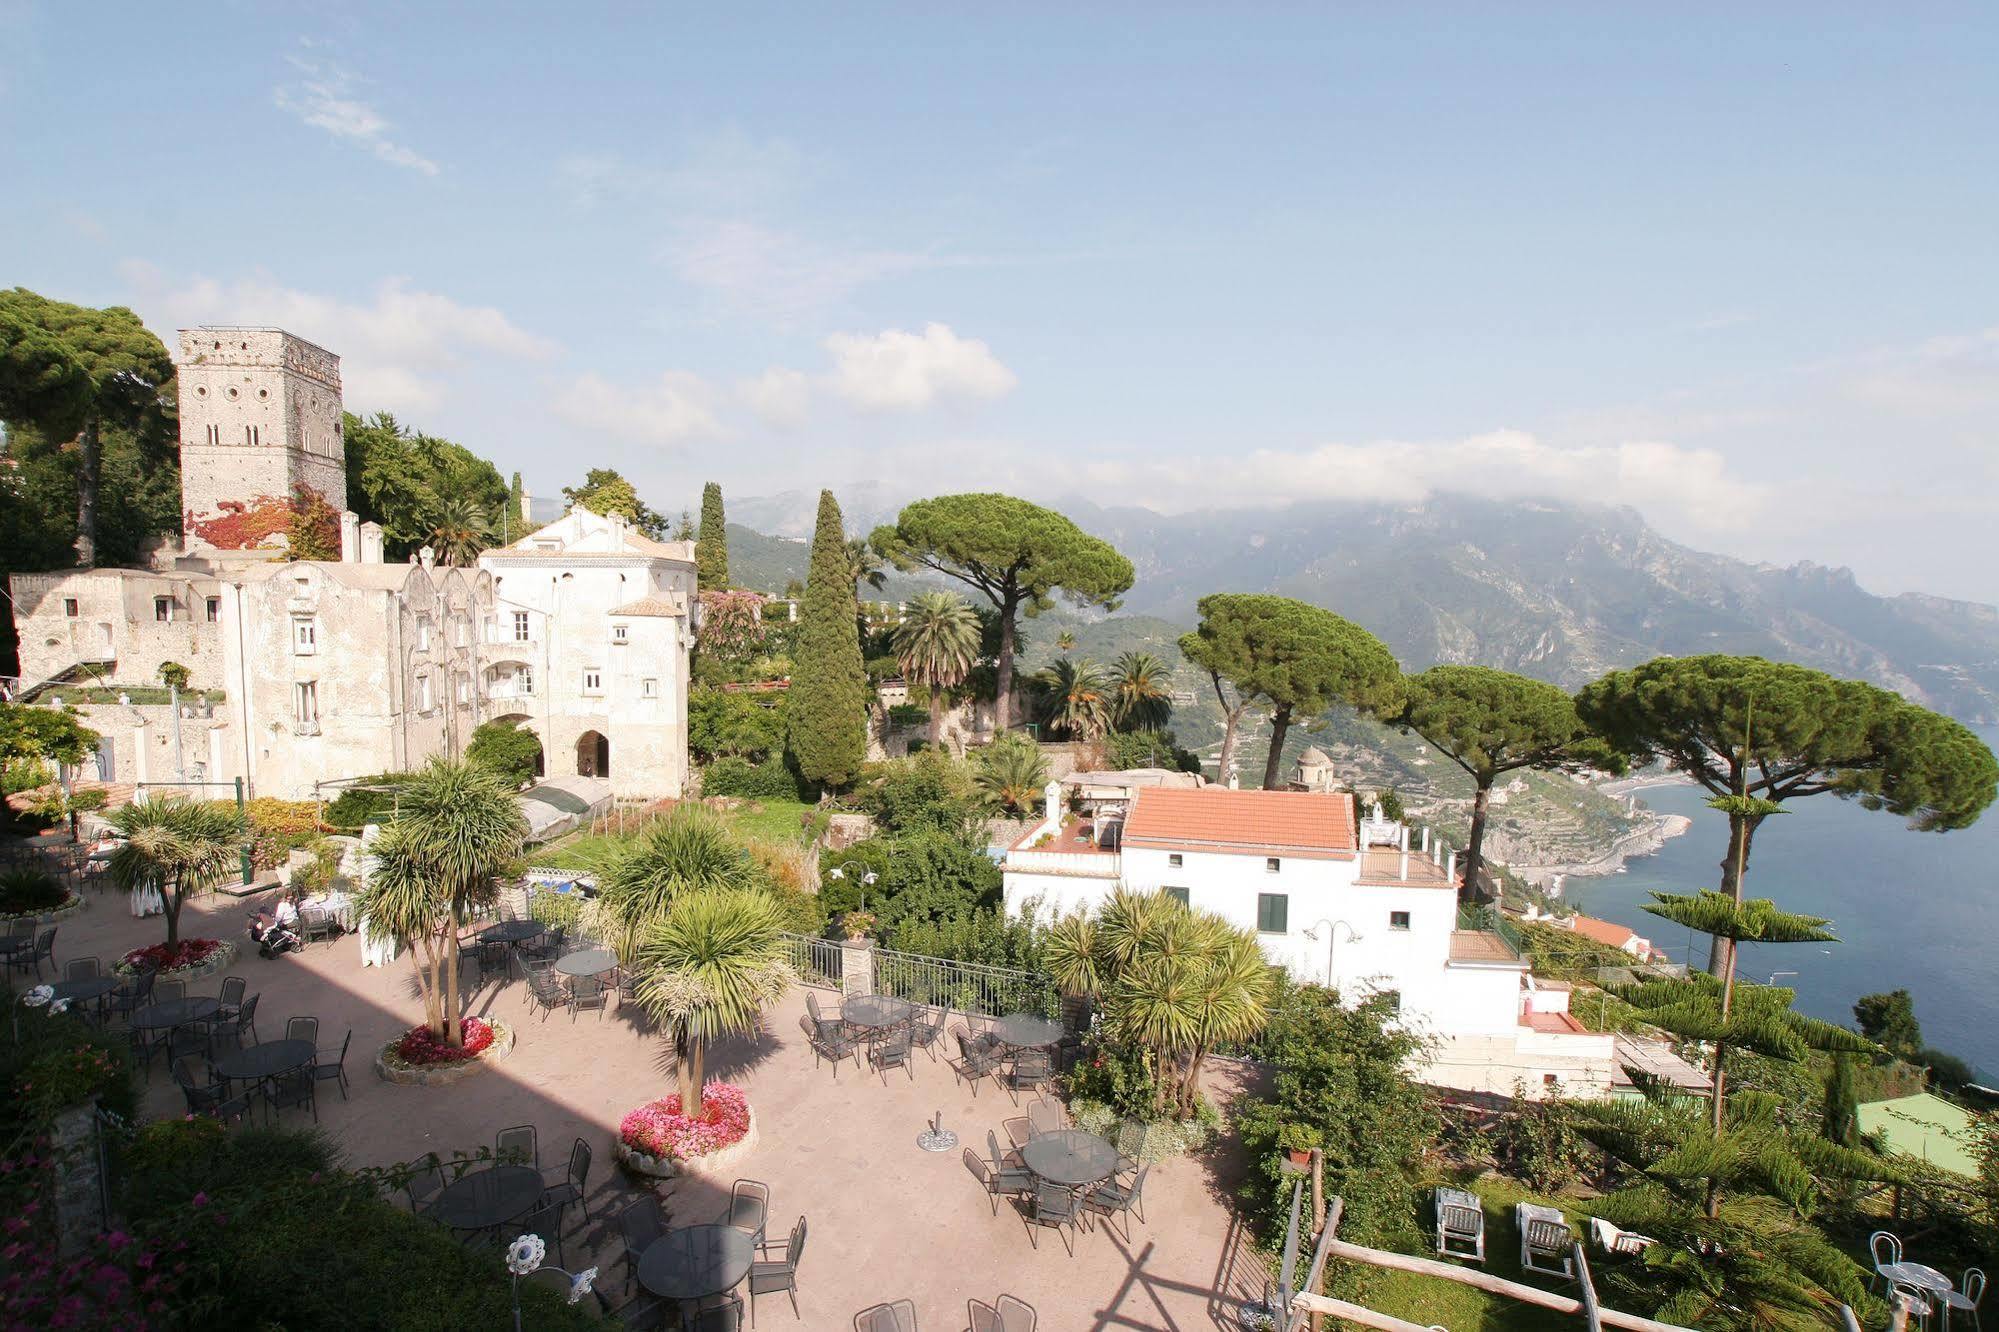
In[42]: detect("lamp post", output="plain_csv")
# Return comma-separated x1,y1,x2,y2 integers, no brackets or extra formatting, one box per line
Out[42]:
1300,919,1362,990
505,1234,596,1329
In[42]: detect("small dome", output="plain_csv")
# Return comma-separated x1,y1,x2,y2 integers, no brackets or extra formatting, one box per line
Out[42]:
1298,746,1332,766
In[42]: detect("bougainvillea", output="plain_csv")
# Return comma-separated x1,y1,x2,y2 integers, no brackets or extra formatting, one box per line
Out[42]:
619,1082,751,1161
696,591,768,663
117,939,223,975
390,1018,495,1067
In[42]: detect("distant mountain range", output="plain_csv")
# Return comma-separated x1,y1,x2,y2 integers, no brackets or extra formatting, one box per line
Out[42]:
721,490,1999,723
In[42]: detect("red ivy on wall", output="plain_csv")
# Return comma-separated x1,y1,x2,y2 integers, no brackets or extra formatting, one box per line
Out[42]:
189,486,339,555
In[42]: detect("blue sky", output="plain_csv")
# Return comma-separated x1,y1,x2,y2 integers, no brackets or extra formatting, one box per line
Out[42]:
5,4,1997,598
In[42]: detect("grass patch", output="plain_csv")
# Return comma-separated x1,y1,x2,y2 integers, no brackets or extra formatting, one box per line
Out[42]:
529,798,821,871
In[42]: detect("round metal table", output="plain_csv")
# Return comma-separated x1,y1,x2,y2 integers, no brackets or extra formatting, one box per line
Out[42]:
478,920,545,945
1021,1128,1122,1187
637,1224,757,1301
1881,1260,1955,1302
556,948,617,978
428,1165,544,1232
991,1012,1062,1049
842,993,913,1031
52,976,119,1006
130,996,221,1030
215,1038,315,1084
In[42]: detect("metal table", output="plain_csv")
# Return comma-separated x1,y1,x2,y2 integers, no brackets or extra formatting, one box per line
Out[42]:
52,976,119,1006
478,920,545,945
637,1224,757,1302
428,1165,544,1232
215,1038,315,1084
991,1012,1062,1049
556,948,617,978
130,997,221,1030
842,994,913,1032
1021,1128,1121,1187
1882,1262,1956,1321
0,935,32,958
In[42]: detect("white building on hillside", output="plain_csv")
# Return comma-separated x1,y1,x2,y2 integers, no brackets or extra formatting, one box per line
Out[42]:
1001,779,1618,1099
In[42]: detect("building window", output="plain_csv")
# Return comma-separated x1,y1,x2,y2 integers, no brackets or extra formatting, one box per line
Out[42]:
641,677,658,698
512,611,530,642
1163,886,1190,907
582,668,602,695
1389,910,1411,931
1265,857,1281,874
205,597,220,622
454,620,467,647
204,424,220,445
244,425,260,446
456,677,470,703
1542,1073,1561,1090
294,681,318,726
63,598,79,618
416,675,433,711
613,623,629,644
518,666,534,695
416,620,431,651
1167,853,1183,869
1256,893,1288,934
154,597,173,622
293,619,316,654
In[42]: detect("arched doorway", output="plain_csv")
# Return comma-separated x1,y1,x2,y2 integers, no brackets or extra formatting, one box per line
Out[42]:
575,730,610,778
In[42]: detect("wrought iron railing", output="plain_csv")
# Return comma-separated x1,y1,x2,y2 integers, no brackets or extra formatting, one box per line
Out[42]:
780,932,845,991
1456,902,1529,960
778,932,1057,1018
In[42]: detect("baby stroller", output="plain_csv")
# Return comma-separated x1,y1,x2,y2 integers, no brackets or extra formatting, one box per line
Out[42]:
249,912,302,958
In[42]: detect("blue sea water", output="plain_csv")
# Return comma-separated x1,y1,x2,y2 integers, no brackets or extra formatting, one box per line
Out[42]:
1559,726,1999,1084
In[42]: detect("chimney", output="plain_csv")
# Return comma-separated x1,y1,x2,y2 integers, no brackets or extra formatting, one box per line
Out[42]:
1043,780,1062,830
339,511,361,563
359,522,385,564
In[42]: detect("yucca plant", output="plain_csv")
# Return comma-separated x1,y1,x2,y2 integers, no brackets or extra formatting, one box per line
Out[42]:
634,888,795,1113
108,796,247,947
596,805,761,964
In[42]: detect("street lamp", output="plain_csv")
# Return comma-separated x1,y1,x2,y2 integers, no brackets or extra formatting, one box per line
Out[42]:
1300,918,1362,989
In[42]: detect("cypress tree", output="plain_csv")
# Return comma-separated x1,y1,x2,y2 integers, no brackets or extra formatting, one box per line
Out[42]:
696,481,728,589
787,490,868,788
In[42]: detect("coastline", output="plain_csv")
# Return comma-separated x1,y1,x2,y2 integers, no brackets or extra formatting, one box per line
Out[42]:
1511,809,1694,882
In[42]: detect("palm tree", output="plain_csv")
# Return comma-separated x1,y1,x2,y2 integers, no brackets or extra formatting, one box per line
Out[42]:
634,889,794,1114
973,734,1049,814
1109,651,1173,732
427,495,491,567
891,591,982,749
364,757,527,1046
1056,630,1076,654
1034,657,1111,741
596,806,760,963
109,797,246,947
354,819,455,1037
847,537,887,592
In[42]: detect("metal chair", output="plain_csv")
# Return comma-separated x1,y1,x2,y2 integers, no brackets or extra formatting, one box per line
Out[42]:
541,1137,593,1232
1024,1180,1079,1255
1084,1165,1149,1240
106,967,155,1026
951,1028,1003,1095
1026,1099,1062,1139
213,993,261,1055
966,1148,1031,1217
313,1029,352,1099
171,1056,250,1123
1940,1269,1985,1331
568,972,610,1022
299,904,342,946
909,1006,947,1061
1871,1231,1906,1295
616,1195,666,1293
216,975,247,1019
404,1152,445,1217
1004,1050,1052,1102
995,1295,1037,1331
63,956,100,981
800,1014,857,1077
496,1123,538,1168
724,1178,771,1248
517,1198,566,1269
526,968,569,1022
746,1214,805,1325
1435,1187,1486,1263
870,1028,915,1083
263,1065,317,1123
9,927,56,981
854,1299,916,1331
152,978,186,1004
284,1015,319,1046
687,1294,745,1331
969,1300,1001,1332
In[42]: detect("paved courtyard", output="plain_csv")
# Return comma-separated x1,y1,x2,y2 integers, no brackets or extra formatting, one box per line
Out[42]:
50,881,1277,1330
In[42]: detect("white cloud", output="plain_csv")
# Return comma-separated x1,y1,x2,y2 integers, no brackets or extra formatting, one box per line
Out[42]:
665,221,942,328
822,323,1017,412
552,371,724,447
127,264,556,411
274,54,438,176
736,368,813,430
1844,325,1999,417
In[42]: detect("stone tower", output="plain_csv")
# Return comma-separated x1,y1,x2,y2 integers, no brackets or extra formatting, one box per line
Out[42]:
177,328,347,555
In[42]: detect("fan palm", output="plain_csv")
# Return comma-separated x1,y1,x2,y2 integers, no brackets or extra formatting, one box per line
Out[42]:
109,796,246,947
427,494,491,566
973,733,1049,814
1109,651,1173,732
847,537,887,592
633,888,795,1114
891,591,982,749
1034,657,1111,741
596,805,760,963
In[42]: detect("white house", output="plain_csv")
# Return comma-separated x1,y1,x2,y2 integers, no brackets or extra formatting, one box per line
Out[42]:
1001,779,1619,1099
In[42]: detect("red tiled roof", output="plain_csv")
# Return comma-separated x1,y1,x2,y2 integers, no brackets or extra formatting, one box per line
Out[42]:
1122,787,1357,860
1523,1010,1589,1035
1569,915,1638,949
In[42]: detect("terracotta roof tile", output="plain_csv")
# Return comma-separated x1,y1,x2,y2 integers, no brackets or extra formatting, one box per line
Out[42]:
609,595,685,617
1569,915,1638,949
1122,787,1356,859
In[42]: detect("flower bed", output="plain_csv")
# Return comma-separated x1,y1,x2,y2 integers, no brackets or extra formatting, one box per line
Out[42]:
0,888,84,926
615,1083,758,1179
375,1019,515,1087
114,938,235,983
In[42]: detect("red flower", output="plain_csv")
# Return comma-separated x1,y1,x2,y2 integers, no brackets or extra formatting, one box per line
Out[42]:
391,1018,496,1066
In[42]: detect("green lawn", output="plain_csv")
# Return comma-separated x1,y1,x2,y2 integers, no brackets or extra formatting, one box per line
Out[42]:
528,798,820,871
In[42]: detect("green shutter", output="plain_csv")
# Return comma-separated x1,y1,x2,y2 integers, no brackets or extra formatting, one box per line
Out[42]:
1163,886,1190,907
1258,892,1288,933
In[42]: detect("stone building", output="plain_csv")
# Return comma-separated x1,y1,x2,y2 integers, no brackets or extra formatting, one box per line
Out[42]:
6,325,691,804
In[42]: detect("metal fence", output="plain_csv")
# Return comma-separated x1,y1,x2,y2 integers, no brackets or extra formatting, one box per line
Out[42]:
778,932,1057,1018
780,932,845,990
1457,901,1530,960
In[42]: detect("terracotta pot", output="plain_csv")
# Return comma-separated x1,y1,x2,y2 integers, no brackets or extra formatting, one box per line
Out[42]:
1286,1148,1312,1167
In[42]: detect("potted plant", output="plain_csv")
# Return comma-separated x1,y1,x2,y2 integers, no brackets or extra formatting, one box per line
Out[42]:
840,910,877,943
1278,1122,1321,1169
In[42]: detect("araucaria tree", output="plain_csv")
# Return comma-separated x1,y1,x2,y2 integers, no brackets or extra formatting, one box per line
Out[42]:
0,288,176,567
1396,665,1622,899
891,590,982,750
634,888,794,1115
871,494,1133,731
696,481,728,590
788,490,869,788
108,796,246,948
1177,593,1403,789
1578,654,1998,979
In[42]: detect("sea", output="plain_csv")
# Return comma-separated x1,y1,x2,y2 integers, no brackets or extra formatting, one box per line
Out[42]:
1559,725,1999,1085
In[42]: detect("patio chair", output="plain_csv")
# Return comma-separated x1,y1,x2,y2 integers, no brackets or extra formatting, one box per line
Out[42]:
1435,1187,1485,1263
724,1178,771,1248
405,1152,445,1217
994,1295,1036,1331
522,924,563,962
687,1294,745,1331
800,1014,857,1077
5,927,56,982
263,1065,317,1123
284,1015,319,1047
299,904,342,946
1939,1269,1985,1331
909,1006,947,1061
854,1300,916,1332
616,1195,666,1293
1027,1099,1063,1139
526,968,569,1021
313,1029,353,1100
568,973,610,1022
965,1147,1032,1216
1024,1180,1080,1256
870,1028,915,1083
518,1198,566,1269
171,1056,250,1123
106,967,155,1026
496,1123,538,1168
541,1137,593,1232
1002,1116,1032,1150
1870,1232,1905,1294
805,990,840,1032
1516,1203,1574,1280
1587,1216,1655,1259
63,956,100,981
216,975,247,1020
212,993,260,1055
1084,1164,1149,1241
152,978,186,1004
474,937,510,983
970,1301,1001,1332
1004,1050,1052,1102
165,1014,214,1064
951,1029,1003,1095
746,1214,805,1325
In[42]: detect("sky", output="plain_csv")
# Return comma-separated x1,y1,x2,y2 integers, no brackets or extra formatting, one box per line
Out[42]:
4,4,1997,600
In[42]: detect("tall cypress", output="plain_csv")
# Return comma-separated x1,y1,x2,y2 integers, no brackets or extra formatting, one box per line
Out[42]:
696,481,728,589
788,490,867,788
